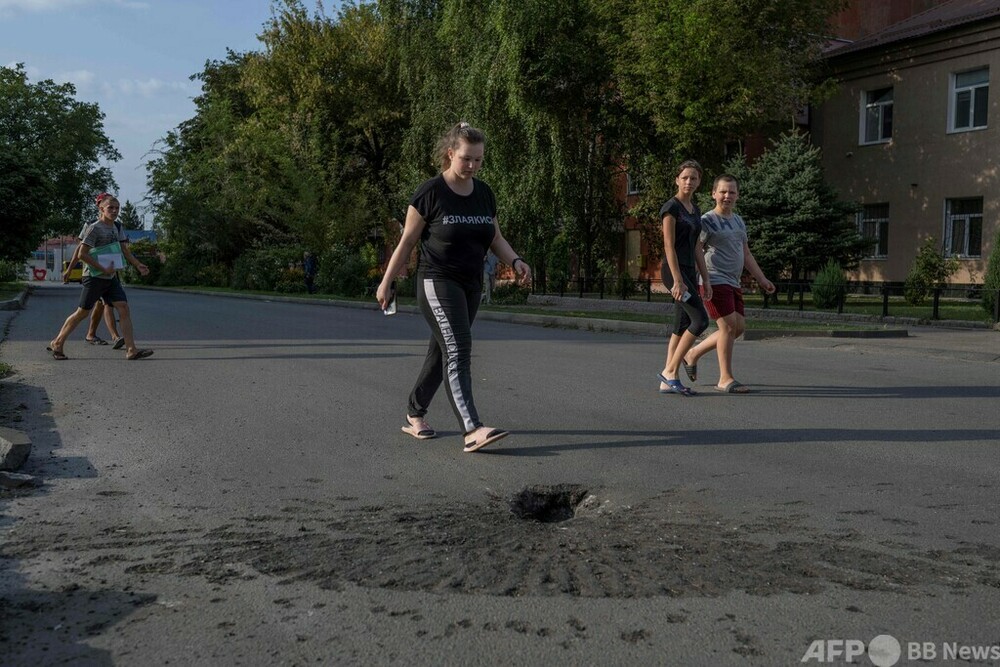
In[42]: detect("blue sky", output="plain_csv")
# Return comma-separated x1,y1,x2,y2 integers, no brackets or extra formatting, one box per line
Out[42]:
1,0,339,226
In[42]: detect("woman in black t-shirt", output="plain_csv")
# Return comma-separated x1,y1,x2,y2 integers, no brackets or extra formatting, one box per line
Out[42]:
657,160,712,396
377,122,532,453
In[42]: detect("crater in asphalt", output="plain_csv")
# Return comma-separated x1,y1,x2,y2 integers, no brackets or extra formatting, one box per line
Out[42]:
3,493,997,601
509,484,588,523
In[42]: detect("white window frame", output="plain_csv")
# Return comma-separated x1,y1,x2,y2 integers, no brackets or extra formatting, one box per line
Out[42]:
949,67,989,133
943,198,984,258
626,173,640,196
858,203,889,259
860,87,893,145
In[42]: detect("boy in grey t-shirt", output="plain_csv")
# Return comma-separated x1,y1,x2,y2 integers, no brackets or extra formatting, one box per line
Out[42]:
47,193,153,361
63,222,124,347
681,175,775,393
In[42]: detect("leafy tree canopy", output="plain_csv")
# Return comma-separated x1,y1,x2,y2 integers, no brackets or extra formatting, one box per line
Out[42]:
118,200,144,230
0,144,54,263
145,0,849,286
0,64,119,243
724,132,865,280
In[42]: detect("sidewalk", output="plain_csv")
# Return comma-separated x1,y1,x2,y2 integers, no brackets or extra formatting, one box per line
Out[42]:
524,293,1000,363
9,283,1000,364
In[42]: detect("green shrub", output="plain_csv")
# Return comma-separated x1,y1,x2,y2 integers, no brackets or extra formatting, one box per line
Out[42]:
232,246,305,292
811,259,846,309
0,259,22,282
122,255,163,285
615,273,637,298
275,266,307,293
120,239,164,285
982,228,1000,316
395,275,415,299
904,237,958,305
316,243,377,297
491,281,530,305
195,263,230,288
545,232,571,289
156,255,202,286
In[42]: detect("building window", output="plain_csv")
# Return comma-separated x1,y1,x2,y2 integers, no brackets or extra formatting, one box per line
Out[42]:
626,173,640,195
858,203,889,258
944,198,983,258
950,68,989,131
861,87,893,144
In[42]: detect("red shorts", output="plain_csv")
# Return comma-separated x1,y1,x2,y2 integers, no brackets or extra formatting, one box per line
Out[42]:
702,284,744,319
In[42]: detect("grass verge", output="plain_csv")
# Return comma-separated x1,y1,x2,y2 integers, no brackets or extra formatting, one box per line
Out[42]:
144,286,893,332
0,282,25,302
483,305,884,331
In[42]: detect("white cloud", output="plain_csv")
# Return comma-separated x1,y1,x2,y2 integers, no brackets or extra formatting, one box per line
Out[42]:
56,68,97,92
0,0,148,13
4,62,42,79
13,64,193,99
116,78,193,98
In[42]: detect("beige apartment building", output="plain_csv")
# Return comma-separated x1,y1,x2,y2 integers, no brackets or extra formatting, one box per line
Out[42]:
811,0,999,284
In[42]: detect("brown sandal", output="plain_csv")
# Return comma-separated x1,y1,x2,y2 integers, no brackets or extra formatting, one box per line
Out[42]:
126,349,154,360
46,345,68,361
463,427,509,453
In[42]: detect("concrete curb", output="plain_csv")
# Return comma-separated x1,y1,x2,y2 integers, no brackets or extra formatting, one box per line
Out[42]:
0,286,30,311
0,426,32,471
526,294,994,330
130,286,912,339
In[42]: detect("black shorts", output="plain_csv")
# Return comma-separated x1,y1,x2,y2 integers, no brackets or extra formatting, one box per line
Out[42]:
79,275,127,310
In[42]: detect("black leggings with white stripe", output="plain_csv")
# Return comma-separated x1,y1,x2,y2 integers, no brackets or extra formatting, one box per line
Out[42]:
408,276,483,434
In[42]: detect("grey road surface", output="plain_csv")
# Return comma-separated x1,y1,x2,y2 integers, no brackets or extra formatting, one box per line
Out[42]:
2,284,999,666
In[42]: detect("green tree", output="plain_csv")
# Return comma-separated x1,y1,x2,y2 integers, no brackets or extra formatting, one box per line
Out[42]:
0,64,120,239
0,144,54,263
148,1,410,283
406,0,631,284
904,236,959,305
146,50,265,272
983,228,1000,317
144,0,852,289
724,132,864,281
118,200,143,230
609,0,845,162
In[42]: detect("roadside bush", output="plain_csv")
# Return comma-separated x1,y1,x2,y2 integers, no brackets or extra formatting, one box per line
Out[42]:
594,257,636,298
811,259,846,309
544,232,571,290
275,266,306,293
121,239,164,285
395,275,415,299
316,243,377,297
157,255,201,286
904,237,958,305
982,228,1000,316
122,255,164,285
195,263,230,288
491,281,529,305
0,259,22,282
232,246,305,292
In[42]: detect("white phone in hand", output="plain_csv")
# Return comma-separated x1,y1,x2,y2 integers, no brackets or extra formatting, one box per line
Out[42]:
383,281,397,315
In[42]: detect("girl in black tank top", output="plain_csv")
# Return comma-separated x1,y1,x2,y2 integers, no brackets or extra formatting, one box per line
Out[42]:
656,160,711,396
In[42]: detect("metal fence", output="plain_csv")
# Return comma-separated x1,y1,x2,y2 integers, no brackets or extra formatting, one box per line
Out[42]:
533,277,1000,323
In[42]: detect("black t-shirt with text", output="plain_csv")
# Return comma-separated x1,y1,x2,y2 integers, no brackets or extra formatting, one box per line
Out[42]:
659,197,702,268
410,174,497,283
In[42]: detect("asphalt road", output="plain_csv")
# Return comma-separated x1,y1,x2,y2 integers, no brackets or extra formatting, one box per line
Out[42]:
1,284,999,666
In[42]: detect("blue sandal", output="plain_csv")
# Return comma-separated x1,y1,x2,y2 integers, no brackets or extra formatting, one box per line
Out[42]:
657,374,695,396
